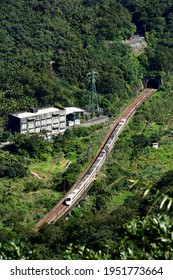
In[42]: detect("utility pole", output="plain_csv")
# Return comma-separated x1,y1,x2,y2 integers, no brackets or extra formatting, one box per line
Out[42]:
87,144,91,161
87,70,99,117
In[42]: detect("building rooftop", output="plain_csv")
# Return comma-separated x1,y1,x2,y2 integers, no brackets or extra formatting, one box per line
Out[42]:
11,107,64,119
65,107,85,115
10,106,85,119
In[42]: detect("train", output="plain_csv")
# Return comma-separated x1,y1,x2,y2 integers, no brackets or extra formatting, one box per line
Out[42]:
64,118,126,206
104,118,126,152
35,89,157,229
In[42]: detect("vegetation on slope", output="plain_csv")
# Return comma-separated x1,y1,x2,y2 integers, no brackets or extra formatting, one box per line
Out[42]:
0,0,139,129
0,0,173,259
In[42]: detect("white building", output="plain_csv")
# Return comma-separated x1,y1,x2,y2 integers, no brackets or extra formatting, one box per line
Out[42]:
65,107,85,126
8,107,66,134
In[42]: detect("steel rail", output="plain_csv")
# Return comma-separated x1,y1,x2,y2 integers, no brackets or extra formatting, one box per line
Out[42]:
34,88,157,230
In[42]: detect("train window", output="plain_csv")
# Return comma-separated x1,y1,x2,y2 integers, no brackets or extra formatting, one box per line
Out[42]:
77,184,82,190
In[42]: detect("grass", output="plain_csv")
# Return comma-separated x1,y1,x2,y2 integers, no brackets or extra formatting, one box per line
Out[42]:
29,158,69,180
1,96,173,228
108,191,133,213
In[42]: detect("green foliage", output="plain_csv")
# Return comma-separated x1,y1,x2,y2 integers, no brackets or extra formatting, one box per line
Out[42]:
0,239,38,260
143,171,173,213
11,133,53,160
54,162,82,192
24,179,47,193
1,0,173,261
63,213,173,260
0,0,173,130
64,243,112,260
0,152,28,178
119,214,173,259
0,0,143,128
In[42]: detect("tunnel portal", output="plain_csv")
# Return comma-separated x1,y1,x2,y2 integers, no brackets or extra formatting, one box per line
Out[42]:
144,76,161,89
147,78,159,89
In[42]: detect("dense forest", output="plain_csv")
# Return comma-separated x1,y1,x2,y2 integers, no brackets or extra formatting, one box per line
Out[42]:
0,0,173,259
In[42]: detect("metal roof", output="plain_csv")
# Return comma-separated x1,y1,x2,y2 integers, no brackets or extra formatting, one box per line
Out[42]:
10,106,85,119
65,107,85,115
11,107,64,119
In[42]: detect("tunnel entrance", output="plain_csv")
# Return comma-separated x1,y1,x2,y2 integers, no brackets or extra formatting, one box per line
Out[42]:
144,76,161,89
147,78,159,89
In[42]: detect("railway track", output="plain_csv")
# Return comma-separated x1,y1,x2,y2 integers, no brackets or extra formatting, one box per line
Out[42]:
35,88,157,230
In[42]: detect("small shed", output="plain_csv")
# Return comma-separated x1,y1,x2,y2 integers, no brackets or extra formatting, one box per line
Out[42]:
65,107,85,126
152,142,159,149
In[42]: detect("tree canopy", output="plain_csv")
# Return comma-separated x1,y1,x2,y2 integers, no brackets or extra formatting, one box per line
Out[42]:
1,0,173,260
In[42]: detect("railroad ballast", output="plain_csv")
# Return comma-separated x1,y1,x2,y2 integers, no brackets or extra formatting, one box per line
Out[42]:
64,119,127,206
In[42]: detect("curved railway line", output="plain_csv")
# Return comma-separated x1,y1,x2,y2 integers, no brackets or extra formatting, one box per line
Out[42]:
35,88,157,230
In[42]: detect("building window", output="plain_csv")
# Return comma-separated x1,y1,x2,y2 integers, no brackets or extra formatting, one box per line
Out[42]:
29,128,35,133
41,119,47,125
53,123,59,128
21,123,27,129
35,120,41,127
35,127,40,133
53,117,59,123
46,125,52,131
47,118,52,124
28,120,34,128
60,121,65,127
60,115,65,121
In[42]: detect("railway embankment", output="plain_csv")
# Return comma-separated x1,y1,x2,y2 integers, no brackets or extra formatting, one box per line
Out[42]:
35,88,156,229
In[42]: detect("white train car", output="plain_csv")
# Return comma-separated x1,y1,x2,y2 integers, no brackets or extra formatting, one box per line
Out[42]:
65,119,127,206
104,118,126,153
64,150,106,206
65,189,79,206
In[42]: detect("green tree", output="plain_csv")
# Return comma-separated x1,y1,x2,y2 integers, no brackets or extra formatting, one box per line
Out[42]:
0,239,37,260
12,134,53,160
119,214,173,259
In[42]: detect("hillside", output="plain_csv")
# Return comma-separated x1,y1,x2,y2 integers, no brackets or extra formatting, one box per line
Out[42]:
0,0,173,260
0,0,138,128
